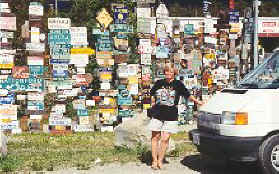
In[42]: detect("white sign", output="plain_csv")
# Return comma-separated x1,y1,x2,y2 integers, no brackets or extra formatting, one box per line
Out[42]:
48,18,71,29
70,27,88,45
0,17,16,31
28,92,44,101
16,95,26,101
86,100,95,106
0,89,8,96
26,43,45,52
77,67,86,74
70,54,89,65
29,4,44,16
73,125,94,132
53,104,66,114
141,54,152,65
101,82,111,90
27,56,44,65
0,55,14,64
137,8,151,18
204,37,217,44
31,27,40,43
30,115,42,120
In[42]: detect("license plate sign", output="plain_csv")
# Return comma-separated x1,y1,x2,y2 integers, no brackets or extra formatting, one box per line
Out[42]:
192,133,200,145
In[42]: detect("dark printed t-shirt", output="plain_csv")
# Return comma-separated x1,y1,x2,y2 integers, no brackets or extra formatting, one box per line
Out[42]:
150,79,191,121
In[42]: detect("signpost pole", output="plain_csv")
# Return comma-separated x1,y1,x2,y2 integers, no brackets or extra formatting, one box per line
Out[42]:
253,0,260,69
55,0,58,16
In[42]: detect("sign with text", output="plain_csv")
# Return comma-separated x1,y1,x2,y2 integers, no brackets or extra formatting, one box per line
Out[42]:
48,18,71,29
0,17,16,31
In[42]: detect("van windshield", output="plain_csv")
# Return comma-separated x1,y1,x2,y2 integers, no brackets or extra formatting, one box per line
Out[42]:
238,53,279,89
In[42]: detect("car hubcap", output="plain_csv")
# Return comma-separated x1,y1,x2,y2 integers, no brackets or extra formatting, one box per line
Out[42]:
271,145,279,171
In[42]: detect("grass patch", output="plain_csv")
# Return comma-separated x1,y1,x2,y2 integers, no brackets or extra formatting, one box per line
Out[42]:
3,131,196,172
171,131,189,142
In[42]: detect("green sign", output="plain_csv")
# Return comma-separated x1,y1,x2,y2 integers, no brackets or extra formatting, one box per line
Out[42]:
0,75,44,91
184,24,194,35
109,24,133,33
29,65,44,76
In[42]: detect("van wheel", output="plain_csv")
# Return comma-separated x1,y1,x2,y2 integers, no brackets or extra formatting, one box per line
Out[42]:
259,134,279,174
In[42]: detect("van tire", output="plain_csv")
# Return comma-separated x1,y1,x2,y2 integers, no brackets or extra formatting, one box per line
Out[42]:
259,134,279,174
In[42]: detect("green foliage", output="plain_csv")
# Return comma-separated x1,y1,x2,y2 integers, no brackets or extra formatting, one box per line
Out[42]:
66,102,76,119
0,155,22,172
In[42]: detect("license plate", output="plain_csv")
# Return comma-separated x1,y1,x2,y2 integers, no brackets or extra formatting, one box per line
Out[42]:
192,133,200,145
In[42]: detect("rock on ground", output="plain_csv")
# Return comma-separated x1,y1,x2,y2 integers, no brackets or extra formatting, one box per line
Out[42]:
114,111,175,152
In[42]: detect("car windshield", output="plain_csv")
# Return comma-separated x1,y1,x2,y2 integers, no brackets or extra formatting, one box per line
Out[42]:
238,53,279,89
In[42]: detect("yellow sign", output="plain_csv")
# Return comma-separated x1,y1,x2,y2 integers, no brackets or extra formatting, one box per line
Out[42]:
143,104,151,110
55,125,66,131
205,54,215,59
0,63,14,69
71,48,95,55
96,8,113,29
128,76,138,84
100,73,112,80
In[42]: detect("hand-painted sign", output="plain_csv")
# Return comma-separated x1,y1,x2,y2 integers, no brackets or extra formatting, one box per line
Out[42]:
48,18,71,29
12,66,29,79
0,17,16,31
113,7,128,24
110,24,133,33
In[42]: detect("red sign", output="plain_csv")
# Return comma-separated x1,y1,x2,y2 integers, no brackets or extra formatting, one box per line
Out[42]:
229,0,235,9
12,66,29,79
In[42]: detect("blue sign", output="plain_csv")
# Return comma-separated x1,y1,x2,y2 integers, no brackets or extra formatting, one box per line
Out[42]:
53,70,68,78
92,29,110,36
0,94,14,104
113,7,128,24
50,59,70,64
229,10,240,23
77,109,88,116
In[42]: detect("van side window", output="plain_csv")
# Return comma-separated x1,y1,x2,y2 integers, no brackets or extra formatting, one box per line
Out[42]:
258,54,279,88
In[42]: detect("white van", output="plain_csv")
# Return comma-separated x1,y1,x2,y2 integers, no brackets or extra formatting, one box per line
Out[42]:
190,52,279,174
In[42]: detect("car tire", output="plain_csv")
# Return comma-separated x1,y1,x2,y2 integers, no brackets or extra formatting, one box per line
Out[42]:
259,134,279,174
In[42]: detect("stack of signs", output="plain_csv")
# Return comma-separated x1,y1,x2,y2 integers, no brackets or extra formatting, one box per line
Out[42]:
0,2,19,132
48,18,72,134
27,92,44,131
94,8,117,132
117,64,138,121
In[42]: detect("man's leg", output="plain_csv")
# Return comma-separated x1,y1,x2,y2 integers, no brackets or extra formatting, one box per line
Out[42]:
158,131,171,169
151,131,161,168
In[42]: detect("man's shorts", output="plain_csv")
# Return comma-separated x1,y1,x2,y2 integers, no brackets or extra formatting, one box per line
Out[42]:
148,118,179,134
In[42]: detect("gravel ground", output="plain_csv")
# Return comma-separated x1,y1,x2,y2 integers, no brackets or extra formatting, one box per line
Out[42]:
25,154,262,174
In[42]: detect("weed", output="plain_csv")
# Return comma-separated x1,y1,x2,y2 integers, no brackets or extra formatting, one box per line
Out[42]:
0,155,22,172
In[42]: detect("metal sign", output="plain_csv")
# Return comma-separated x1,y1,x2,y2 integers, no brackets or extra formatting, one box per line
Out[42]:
113,7,128,24
0,76,44,92
96,8,113,29
48,18,71,29
109,24,133,33
184,24,194,35
50,59,70,64
27,101,44,110
48,30,71,45
12,66,29,79
0,17,16,31
71,48,95,55
70,27,88,45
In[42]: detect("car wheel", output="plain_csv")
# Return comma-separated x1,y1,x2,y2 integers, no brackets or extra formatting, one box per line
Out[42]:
259,134,279,174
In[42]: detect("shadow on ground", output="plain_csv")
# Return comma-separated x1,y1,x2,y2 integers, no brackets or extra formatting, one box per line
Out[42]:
181,154,263,174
